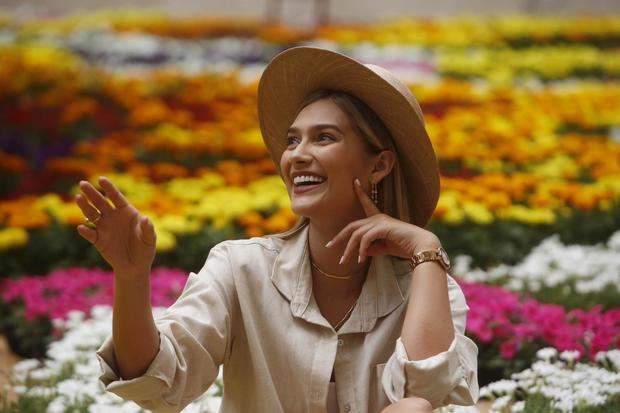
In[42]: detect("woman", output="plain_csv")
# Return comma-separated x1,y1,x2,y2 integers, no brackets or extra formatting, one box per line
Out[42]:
76,47,478,413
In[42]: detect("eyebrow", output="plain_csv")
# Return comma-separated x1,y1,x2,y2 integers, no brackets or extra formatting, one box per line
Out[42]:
287,124,344,135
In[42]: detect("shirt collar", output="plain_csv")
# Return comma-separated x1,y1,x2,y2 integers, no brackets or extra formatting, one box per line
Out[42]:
269,224,409,333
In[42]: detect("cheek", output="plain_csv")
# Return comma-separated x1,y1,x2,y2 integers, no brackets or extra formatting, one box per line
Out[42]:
279,154,291,184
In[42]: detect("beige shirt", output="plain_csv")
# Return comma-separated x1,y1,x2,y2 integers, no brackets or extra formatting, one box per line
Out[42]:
97,225,478,413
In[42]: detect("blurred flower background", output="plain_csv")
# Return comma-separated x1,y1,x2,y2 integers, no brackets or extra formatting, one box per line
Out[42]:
0,1,619,412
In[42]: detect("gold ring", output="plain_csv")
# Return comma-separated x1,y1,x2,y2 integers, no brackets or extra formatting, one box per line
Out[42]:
85,217,98,229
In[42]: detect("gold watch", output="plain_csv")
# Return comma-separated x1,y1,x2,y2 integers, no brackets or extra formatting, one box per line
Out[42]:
409,246,451,271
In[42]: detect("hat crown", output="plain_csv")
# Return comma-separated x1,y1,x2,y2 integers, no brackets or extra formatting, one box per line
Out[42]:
362,63,426,127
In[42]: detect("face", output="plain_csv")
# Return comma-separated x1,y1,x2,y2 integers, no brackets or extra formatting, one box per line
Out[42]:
280,98,376,221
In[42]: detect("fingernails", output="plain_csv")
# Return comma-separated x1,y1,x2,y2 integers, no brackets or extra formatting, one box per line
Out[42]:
355,178,361,186
339,256,345,265
358,255,361,263
325,241,332,248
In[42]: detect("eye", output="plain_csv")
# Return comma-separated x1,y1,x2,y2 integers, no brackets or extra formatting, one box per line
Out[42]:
317,133,335,142
286,136,300,148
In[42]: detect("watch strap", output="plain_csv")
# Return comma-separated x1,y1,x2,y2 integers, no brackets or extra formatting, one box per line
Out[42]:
409,247,450,271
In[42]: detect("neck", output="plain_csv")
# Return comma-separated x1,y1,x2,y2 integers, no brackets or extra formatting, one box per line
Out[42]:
308,219,368,297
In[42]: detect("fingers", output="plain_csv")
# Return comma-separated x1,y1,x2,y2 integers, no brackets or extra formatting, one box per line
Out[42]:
354,178,380,217
99,176,129,209
76,224,98,244
340,221,379,264
138,216,157,247
79,180,113,215
326,219,368,249
358,226,389,262
75,193,102,222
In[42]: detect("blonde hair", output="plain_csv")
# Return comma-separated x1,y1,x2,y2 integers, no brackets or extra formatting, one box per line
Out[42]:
274,90,411,238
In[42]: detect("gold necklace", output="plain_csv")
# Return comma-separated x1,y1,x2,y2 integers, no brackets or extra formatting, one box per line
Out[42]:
334,298,358,331
311,261,353,280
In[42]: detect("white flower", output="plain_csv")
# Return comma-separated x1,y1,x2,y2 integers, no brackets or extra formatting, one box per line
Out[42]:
29,367,53,381
482,348,620,412
485,379,518,395
454,230,620,294
536,347,558,362
490,395,512,411
12,359,40,375
27,386,56,397
551,397,575,413
9,305,224,413
511,401,525,412
559,350,580,363
47,398,66,413
605,349,620,371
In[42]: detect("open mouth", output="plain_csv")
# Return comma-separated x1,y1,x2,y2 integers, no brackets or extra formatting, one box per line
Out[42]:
293,175,326,186
293,175,327,194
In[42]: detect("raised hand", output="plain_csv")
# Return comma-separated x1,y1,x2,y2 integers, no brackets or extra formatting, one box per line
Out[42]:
75,176,157,277
327,178,441,264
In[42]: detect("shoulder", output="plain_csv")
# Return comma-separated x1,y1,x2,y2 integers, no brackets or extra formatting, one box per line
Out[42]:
214,235,283,256
212,222,306,259
207,235,287,275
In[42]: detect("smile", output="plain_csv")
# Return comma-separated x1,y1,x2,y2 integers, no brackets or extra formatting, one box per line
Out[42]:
293,181,325,194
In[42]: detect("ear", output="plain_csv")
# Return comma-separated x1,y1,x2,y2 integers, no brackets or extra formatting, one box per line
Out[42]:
370,150,395,184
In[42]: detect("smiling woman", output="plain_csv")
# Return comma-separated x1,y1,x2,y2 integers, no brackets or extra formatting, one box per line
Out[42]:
76,47,478,413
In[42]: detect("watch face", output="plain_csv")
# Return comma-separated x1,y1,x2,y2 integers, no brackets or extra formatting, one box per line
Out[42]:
438,247,450,267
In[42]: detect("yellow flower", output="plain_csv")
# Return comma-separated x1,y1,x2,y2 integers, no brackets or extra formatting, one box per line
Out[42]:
0,227,29,250
154,227,177,252
159,214,202,235
34,194,66,221
462,201,494,224
496,205,555,224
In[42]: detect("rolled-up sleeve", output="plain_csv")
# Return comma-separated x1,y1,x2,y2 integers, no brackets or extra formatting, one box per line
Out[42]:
96,243,237,412
382,275,479,408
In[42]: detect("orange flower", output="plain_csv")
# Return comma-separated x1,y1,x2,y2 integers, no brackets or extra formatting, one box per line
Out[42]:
129,99,172,127
238,211,264,228
0,152,28,173
61,97,98,124
152,163,190,181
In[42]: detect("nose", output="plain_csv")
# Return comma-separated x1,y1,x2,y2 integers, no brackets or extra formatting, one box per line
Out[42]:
290,139,312,165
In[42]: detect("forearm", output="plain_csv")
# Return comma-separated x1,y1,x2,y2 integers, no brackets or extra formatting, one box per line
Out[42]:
401,239,454,361
112,271,159,380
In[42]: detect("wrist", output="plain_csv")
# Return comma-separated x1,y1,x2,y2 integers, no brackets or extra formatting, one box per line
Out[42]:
412,235,442,255
410,242,451,272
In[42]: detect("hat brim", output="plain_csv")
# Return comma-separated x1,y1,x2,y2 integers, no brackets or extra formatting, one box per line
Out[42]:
257,46,439,227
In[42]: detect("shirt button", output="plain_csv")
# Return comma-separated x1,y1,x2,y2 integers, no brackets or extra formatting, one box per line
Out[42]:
344,404,351,412
337,338,344,346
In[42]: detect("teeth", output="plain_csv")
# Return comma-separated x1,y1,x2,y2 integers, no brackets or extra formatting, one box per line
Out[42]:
293,175,325,185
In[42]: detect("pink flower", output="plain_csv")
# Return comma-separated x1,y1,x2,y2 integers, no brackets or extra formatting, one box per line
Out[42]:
1,267,189,322
500,341,518,359
457,279,620,361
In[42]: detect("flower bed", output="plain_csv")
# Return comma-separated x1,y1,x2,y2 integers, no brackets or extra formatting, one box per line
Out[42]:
2,253,618,382
2,41,619,276
0,268,186,358
1,12,619,411
478,348,620,413
454,230,620,310
3,306,618,413
0,306,222,413
462,280,620,384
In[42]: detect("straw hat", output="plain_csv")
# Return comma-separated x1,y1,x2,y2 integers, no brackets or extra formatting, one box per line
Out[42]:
257,46,440,227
